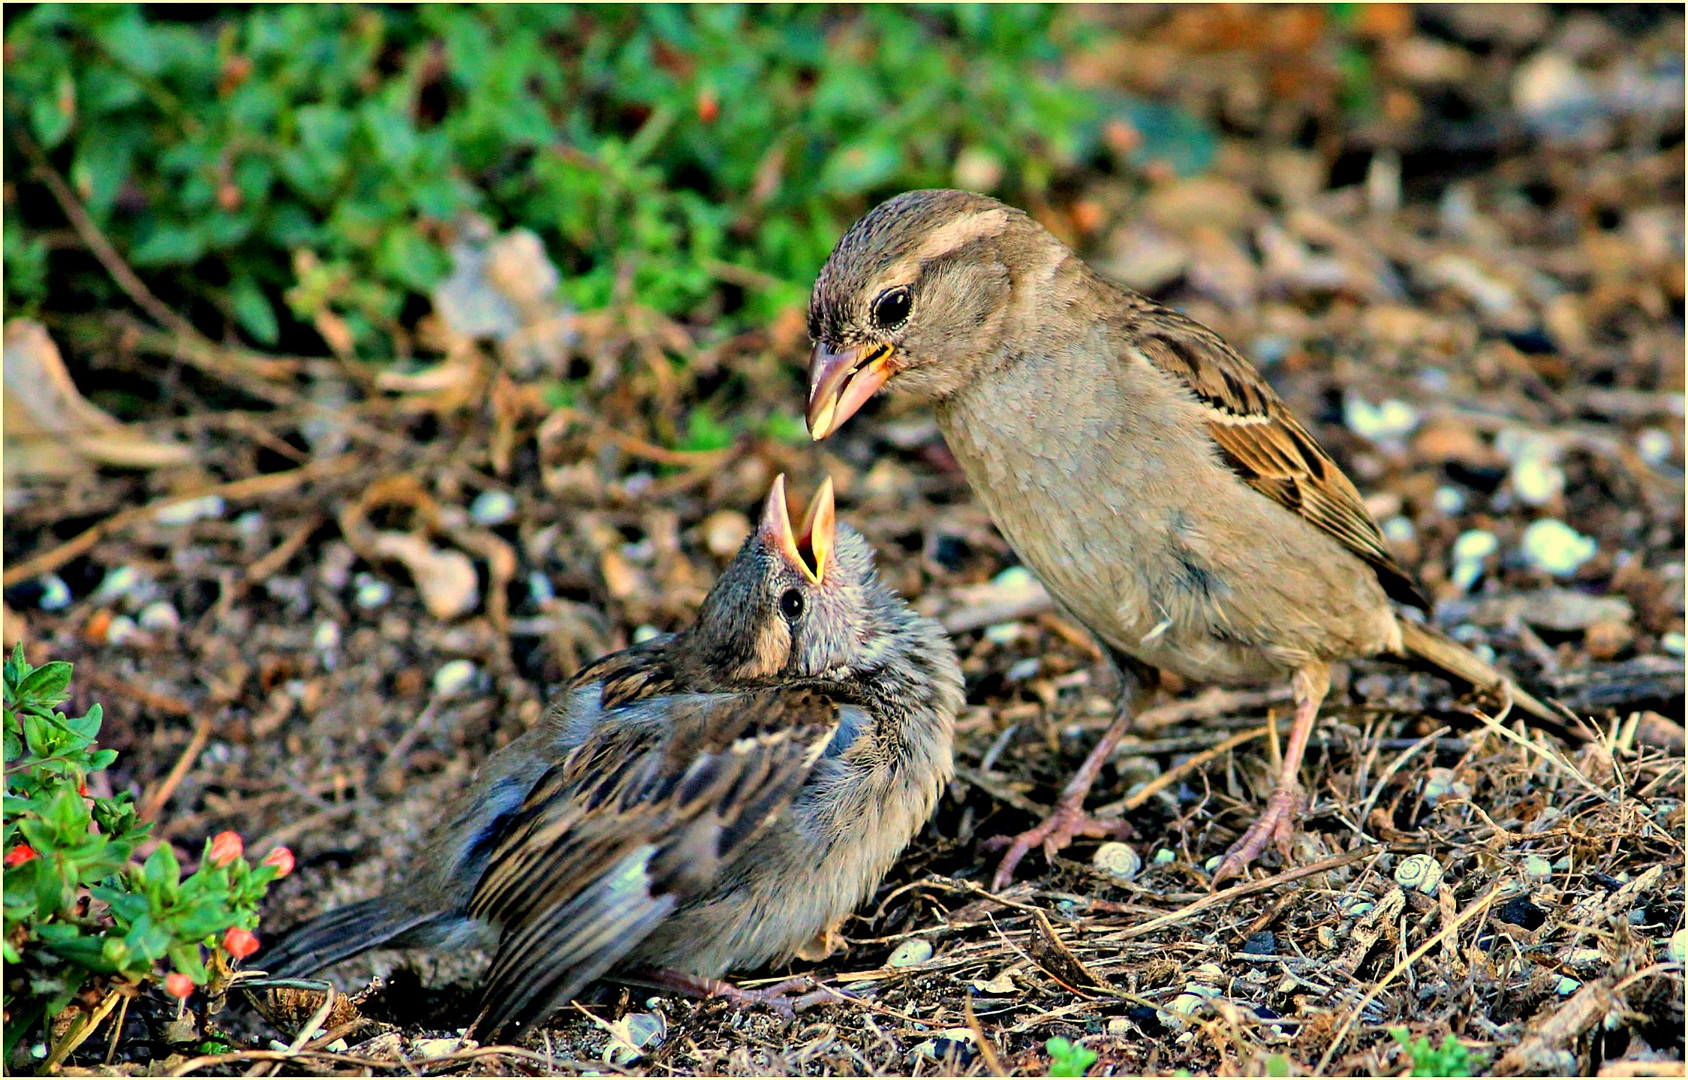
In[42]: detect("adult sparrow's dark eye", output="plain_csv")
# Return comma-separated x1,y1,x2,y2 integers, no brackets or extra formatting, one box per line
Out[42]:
871,287,911,330
779,589,805,620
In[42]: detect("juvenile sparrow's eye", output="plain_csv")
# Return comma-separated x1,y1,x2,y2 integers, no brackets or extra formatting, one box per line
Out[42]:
779,589,805,621
871,287,912,330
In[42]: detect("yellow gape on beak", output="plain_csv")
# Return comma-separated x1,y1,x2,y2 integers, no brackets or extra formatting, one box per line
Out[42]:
758,475,836,582
806,342,899,440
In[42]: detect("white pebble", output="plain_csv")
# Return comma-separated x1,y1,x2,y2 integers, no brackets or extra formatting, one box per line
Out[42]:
93,566,140,602
235,510,265,535
354,575,392,609
1422,767,1470,806
1451,529,1498,592
432,659,477,697
314,621,341,652
1338,894,1375,919
1667,928,1687,964
1204,855,1224,874
1522,855,1553,882
1093,842,1142,883
1661,632,1685,657
1521,519,1597,576
1005,658,1040,681
1344,393,1420,442
983,622,1021,645
1511,456,1566,506
324,1039,348,1053
154,494,226,526
1382,516,1416,543
1636,428,1674,467
971,971,1017,994
137,602,180,632
105,615,139,645
1153,848,1178,865
1168,992,1211,1021
37,574,71,611
888,939,933,967
993,566,1037,590
1394,853,1444,895
527,571,555,606
633,624,662,644
1555,976,1581,996
469,490,516,526
1433,486,1467,515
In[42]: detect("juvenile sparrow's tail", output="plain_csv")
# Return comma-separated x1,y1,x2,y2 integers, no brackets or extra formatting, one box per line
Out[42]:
259,896,464,979
1395,619,1561,725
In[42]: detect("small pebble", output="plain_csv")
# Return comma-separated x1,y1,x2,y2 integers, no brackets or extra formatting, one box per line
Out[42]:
314,621,341,653
105,615,139,645
1555,976,1581,995
633,624,662,644
993,566,1037,590
235,510,265,535
1338,895,1375,919
888,939,933,968
324,1039,348,1053
1241,931,1275,956
469,490,516,526
1005,657,1041,681
354,574,392,609
1636,428,1674,467
1316,926,1338,950
432,659,477,697
1522,855,1553,883
1520,519,1597,576
414,1038,470,1060
154,494,226,525
37,574,72,611
983,622,1021,645
1344,393,1420,442
1394,853,1444,895
1153,848,1177,865
92,566,141,603
1382,516,1415,543
1451,529,1498,591
137,601,180,632
1433,485,1467,515
1668,929,1687,964
1422,767,1470,806
1510,455,1566,506
1093,842,1142,883
1204,855,1224,874
970,972,1016,994
527,571,555,606
1661,632,1685,657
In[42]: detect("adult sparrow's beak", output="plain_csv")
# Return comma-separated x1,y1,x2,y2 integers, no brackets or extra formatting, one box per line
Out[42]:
806,342,898,440
758,474,835,583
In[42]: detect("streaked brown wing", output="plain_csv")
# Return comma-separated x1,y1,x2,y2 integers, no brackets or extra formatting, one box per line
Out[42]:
467,686,842,1034
1131,315,1429,611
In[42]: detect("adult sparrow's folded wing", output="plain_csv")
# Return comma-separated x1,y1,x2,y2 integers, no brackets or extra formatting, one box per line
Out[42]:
1129,311,1431,612
467,687,844,1036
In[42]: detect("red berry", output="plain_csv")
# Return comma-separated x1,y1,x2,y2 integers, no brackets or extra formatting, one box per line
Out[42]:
208,831,243,867
164,972,194,999
223,926,259,959
4,843,36,867
261,847,295,878
696,90,719,124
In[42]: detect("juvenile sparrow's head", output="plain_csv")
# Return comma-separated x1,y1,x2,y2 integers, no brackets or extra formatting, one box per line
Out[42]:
806,189,1059,437
689,476,950,695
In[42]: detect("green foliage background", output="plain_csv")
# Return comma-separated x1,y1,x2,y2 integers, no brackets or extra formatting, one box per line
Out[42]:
4,5,1204,358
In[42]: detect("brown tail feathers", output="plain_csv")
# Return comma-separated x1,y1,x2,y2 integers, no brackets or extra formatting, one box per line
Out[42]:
1395,619,1562,725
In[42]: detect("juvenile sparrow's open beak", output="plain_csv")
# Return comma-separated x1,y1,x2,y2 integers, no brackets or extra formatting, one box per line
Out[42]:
758,475,835,582
806,342,898,440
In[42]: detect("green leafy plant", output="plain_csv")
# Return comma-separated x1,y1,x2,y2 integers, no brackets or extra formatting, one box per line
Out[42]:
1390,1028,1480,1077
4,5,1214,358
1045,1036,1098,1077
2,644,293,1064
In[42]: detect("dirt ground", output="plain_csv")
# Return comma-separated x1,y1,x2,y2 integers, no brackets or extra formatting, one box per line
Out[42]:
5,5,1684,1076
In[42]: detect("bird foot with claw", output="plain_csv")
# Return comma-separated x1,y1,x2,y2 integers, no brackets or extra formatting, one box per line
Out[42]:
633,969,838,1019
983,802,1133,891
1211,785,1302,884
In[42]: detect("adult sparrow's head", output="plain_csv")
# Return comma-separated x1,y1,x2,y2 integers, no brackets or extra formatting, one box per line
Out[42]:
805,189,1060,436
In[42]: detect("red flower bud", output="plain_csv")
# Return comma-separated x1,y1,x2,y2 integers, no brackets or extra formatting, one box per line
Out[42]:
208,831,243,867
222,926,259,959
261,847,295,878
696,89,719,124
4,843,36,867
164,972,194,999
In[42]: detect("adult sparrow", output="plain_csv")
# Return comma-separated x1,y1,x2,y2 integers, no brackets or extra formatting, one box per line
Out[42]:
804,189,1559,886
262,476,962,1036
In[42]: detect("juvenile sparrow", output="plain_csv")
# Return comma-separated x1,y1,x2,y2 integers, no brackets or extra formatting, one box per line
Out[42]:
804,189,1559,886
262,476,963,1035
